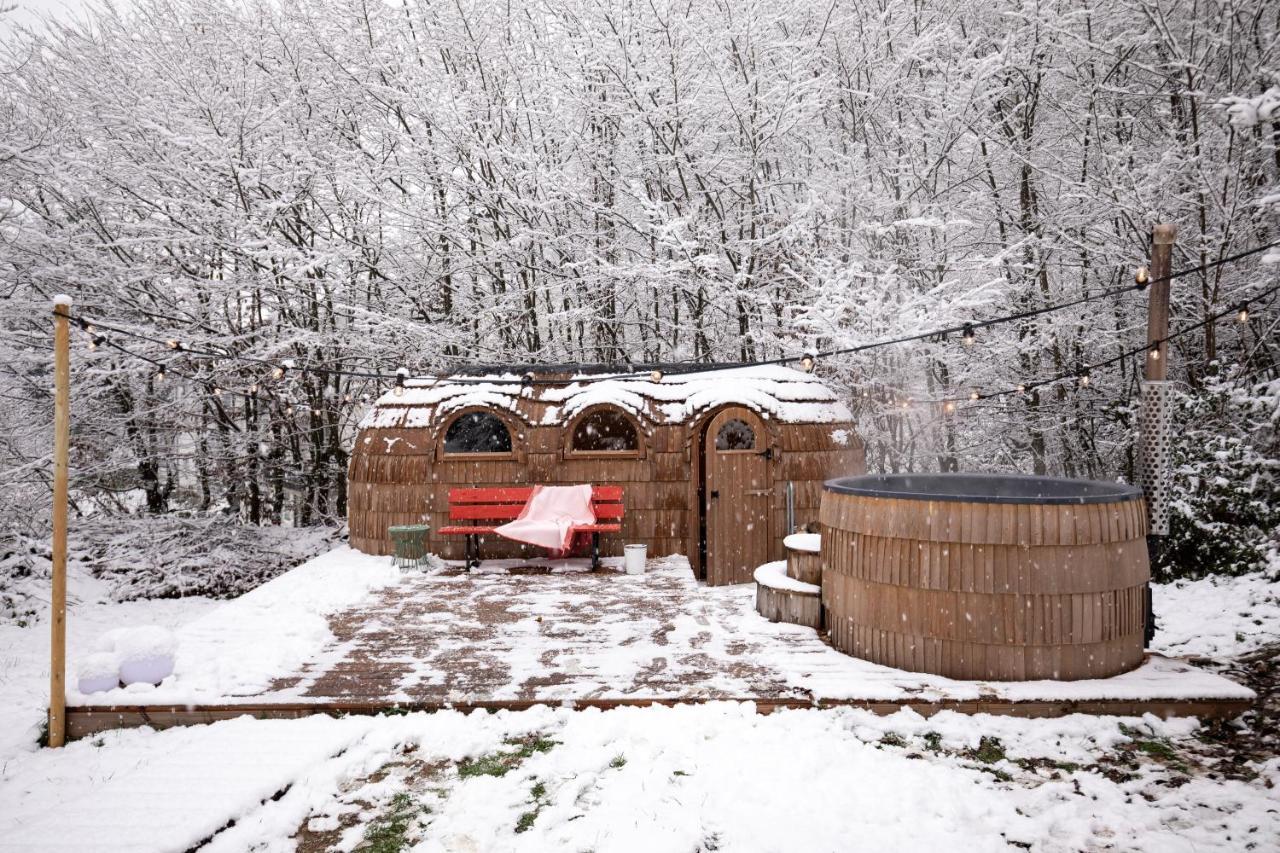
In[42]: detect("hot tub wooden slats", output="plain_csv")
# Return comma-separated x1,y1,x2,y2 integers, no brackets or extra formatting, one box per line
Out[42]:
825,527,1148,594
819,496,1146,547
821,489,1149,682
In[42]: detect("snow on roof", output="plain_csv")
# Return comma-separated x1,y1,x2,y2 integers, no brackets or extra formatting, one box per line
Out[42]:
360,365,854,430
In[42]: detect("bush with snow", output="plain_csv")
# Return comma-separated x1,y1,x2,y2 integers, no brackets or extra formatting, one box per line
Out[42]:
0,517,342,625
1153,373,1280,580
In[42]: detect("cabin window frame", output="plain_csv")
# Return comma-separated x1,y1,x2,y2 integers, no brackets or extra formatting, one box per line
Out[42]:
563,404,647,460
436,406,523,461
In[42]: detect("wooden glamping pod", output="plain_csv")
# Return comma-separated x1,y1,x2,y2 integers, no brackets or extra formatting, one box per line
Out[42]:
348,365,865,584
820,473,1149,681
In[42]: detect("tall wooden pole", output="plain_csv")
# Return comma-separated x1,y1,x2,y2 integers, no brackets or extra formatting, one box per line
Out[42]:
1145,224,1177,379
49,296,71,748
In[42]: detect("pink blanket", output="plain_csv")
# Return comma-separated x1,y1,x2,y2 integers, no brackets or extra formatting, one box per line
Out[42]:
494,485,595,553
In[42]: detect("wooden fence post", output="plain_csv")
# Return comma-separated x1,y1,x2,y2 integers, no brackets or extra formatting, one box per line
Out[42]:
1145,224,1177,381
49,295,72,748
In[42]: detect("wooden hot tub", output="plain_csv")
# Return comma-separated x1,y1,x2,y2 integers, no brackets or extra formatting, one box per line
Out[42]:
820,473,1148,681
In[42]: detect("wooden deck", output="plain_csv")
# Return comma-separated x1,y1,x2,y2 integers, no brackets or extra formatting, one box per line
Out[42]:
65,556,1253,738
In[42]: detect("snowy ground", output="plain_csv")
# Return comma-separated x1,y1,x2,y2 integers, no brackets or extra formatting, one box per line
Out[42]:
0,553,1276,851
50,548,1253,711
2,703,1277,852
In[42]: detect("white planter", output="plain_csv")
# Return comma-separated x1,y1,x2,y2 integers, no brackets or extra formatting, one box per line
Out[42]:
624,544,647,575
119,653,174,686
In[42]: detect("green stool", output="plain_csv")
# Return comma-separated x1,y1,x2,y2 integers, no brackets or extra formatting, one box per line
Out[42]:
388,524,431,569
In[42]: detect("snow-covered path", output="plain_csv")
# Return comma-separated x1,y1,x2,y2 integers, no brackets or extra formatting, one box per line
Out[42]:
1,704,1277,852
1,555,1274,851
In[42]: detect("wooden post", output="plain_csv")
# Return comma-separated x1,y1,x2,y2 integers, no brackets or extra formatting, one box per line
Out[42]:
49,296,72,748
1145,224,1177,379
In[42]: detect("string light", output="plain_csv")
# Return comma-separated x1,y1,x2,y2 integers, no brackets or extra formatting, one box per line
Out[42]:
1149,342,1161,361
248,382,260,395
800,354,816,373
944,401,957,414
1236,303,1249,324
969,390,980,401
961,324,976,347
166,339,183,351
521,372,534,386
1015,383,1026,394
155,366,167,381
88,335,105,351
271,365,286,380
1134,266,1150,289
393,367,409,396
650,369,664,382
1078,371,1091,387
285,403,295,416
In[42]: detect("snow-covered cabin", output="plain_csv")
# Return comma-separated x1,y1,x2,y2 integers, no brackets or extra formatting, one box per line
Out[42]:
347,364,865,585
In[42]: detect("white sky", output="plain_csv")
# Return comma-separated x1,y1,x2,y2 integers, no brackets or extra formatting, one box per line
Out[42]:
2,0,97,35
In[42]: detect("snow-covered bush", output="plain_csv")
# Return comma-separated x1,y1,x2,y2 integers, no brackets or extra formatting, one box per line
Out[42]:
1153,374,1280,581
0,517,343,624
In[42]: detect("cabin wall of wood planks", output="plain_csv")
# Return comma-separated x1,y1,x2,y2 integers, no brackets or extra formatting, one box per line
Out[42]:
348,388,865,579
819,489,1150,681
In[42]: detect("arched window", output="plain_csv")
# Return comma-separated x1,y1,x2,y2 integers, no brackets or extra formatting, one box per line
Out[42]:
570,408,640,453
715,418,755,451
443,411,512,454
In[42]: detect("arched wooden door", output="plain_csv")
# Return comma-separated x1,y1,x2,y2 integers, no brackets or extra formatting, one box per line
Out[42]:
702,407,772,585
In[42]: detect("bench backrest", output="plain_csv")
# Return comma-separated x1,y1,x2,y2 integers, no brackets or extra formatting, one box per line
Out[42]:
447,485,624,523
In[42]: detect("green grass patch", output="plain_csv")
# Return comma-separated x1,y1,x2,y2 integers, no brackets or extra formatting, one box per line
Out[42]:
515,810,539,833
458,735,559,779
970,736,1006,764
609,754,627,769
361,792,425,853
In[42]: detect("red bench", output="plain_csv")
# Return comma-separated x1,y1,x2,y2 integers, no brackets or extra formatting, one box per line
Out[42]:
438,486,624,570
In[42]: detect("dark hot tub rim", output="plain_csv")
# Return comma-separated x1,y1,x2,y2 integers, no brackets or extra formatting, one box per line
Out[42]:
824,473,1143,506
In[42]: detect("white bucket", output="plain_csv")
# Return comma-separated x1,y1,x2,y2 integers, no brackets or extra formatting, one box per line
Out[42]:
624,543,647,575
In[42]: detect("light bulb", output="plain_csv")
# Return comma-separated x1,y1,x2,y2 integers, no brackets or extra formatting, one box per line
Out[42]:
1134,265,1150,287
800,355,815,373
1236,304,1249,324
962,325,976,347
650,369,664,382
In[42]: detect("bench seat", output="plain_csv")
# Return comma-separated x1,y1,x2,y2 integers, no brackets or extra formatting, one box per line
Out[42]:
439,485,625,569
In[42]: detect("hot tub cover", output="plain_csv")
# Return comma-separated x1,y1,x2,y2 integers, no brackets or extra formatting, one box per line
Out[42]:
824,473,1143,505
